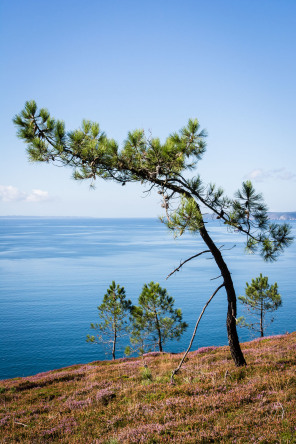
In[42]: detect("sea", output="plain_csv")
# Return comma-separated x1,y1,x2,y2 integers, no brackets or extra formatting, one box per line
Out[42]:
0,217,295,380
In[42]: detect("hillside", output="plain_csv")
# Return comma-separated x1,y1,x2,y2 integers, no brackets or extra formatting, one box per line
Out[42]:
1,333,296,443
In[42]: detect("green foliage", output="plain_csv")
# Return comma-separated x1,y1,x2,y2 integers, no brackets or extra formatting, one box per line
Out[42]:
128,282,188,353
87,281,133,359
237,274,282,337
13,101,293,262
233,180,269,230
140,366,153,382
163,196,204,237
230,181,293,261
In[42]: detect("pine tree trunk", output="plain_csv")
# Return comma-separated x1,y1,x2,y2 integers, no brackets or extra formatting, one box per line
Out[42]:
155,312,163,352
260,301,264,337
158,337,163,352
112,330,117,360
199,221,247,366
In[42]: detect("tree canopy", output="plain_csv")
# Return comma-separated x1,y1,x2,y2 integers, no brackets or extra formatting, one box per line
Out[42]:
86,281,133,360
13,100,292,261
237,274,282,337
127,282,187,354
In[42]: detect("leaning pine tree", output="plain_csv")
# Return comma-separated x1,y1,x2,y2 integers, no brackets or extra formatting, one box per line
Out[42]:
13,101,293,366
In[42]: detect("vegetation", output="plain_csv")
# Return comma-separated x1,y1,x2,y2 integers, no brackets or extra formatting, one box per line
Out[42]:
86,281,132,360
126,281,187,355
237,274,282,338
1,333,296,443
13,101,293,366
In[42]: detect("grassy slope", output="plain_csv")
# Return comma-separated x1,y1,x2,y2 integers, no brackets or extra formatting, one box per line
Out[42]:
1,333,296,443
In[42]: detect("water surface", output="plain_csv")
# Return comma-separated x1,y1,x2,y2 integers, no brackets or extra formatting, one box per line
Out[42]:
0,217,295,379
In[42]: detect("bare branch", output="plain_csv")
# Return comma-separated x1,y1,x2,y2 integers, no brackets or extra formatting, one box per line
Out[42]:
210,274,222,281
14,421,28,427
143,183,156,195
170,283,225,384
220,244,237,252
166,250,211,280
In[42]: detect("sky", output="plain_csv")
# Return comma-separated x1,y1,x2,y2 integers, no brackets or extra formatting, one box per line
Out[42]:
1,0,295,217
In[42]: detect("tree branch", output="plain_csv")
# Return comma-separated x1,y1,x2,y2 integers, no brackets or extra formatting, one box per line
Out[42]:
170,283,225,384
166,250,211,280
219,244,237,252
210,274,222,281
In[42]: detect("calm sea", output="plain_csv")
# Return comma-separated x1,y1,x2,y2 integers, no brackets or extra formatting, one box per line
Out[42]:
0,217,295,380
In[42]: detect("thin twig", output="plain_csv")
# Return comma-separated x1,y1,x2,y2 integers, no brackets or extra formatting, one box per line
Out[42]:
170,283,225,384
166,250,211,280
14,421,28,427
210,274,222,281
143,183,156,195
220,244,237,252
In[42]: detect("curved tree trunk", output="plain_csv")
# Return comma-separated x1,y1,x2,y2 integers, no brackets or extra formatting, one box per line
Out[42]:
151,178,247,367
198,220,246,366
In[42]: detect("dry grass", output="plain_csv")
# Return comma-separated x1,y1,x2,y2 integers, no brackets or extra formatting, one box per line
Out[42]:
1,333,296,443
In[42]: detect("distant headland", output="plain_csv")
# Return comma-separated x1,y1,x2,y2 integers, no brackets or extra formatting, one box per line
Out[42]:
203,212,296,221
267,212,296,220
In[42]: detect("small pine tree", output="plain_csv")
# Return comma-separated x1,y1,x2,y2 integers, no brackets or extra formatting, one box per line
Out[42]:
86,281,133,360
237,274,282,337
127,282,188,354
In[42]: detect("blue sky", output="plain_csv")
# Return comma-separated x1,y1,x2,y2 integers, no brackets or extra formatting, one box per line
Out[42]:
1,0,295,217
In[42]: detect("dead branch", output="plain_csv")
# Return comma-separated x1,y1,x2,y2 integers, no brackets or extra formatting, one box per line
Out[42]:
170,283,225,384
166,250,211,280
210,274,222,281
220,244,237,252
14,421,28,427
